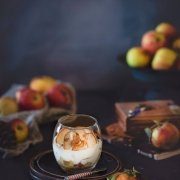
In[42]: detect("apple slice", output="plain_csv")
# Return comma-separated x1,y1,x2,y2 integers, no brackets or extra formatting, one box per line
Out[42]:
85,133,97,148
75,129,86,141
72,131,88,151
83,128,92,134
56,128,70,146
63,131,76,150
72,140,87,151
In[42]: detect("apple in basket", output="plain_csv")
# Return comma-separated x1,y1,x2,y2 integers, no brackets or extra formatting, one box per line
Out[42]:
29,76,57,94
107,167,140,180
16,87,46,111
0,97,18,116
46,83,73,109
11,118,29,143
173,38,180,52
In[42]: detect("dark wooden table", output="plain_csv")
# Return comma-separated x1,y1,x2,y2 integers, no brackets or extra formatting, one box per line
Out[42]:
0,90,180,180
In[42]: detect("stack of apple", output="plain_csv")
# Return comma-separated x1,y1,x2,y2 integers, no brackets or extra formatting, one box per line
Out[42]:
0,76,75,117
126,22,180,70
18,75,75,111
0,76,75,148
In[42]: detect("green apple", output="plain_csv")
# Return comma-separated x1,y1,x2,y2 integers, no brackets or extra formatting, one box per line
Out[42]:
152,48,177,70
126,47,151,68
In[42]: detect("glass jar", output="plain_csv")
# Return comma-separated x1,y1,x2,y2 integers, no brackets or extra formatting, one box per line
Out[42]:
52,114,102,173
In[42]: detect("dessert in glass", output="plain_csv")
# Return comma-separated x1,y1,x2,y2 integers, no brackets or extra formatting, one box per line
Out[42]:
52,114,102,173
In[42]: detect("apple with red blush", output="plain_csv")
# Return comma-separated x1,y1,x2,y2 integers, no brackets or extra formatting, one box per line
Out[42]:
155,22,177,39
146,122,179,150
141,30,167,54
46,83,73,109
16,87,46,111
11,118,29,143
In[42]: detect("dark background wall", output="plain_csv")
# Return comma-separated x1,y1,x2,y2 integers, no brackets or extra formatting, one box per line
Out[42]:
0,0,179,93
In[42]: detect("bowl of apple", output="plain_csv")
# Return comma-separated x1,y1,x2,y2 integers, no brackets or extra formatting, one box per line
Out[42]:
119,22,180,85
0,76,76,124
0,76,77,157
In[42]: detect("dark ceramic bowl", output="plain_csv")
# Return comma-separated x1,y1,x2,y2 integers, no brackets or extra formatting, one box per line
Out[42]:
118,53,180,86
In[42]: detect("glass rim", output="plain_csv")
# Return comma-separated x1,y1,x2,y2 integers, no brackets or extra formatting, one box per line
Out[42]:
57,114,98,130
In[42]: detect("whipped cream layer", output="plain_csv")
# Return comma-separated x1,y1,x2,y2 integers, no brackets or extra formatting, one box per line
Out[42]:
53,136,102,167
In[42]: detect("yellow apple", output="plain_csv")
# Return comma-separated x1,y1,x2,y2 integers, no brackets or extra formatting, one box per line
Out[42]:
11,118,29,143
155,22,176,38
0,97,18,116
29,76,57,94
126,47,151,68
152,48,177,70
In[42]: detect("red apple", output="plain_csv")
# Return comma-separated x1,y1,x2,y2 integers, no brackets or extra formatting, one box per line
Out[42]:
16,87,46,111
46,83,73,109
11,118,29,143
151,122,179,150
155,22,177,39
141,31,167,54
